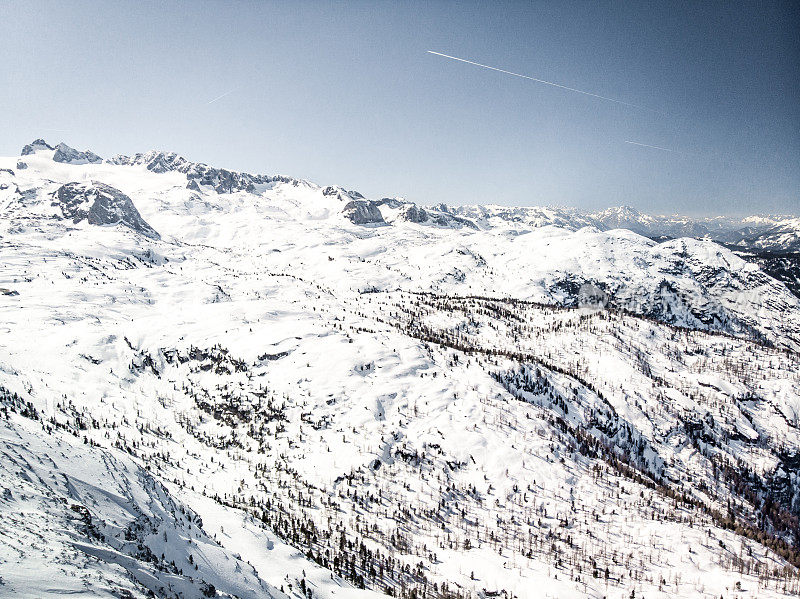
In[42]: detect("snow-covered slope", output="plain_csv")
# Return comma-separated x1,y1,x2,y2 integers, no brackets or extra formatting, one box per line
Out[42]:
0,407,383,599
0,412,281,598
2,139,800,598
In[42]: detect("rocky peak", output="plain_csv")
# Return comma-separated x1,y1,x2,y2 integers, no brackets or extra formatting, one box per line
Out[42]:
52,143,103,165
52,182,159,239
342,200,385,225
20,139,54,155
108,150,300,194
323,186,366,202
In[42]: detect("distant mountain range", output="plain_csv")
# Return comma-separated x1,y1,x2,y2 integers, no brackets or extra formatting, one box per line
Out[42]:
19,139,800,244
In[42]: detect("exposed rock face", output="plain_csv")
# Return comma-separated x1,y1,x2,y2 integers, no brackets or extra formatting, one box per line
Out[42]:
20,139,54,155
109,150,188,174
15,161,27,170
396,203,479,229
52,182,160,239
52,143,102,165
19,139,103,164
108,150,301,194
399,204,428,223
323,186,365,202
342,200,385,225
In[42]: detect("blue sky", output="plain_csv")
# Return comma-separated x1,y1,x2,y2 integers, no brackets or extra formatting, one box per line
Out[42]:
1,1,797,215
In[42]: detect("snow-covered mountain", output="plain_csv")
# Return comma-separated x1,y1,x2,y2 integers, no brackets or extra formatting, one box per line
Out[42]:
591,205,712,238
2,139,800,598
589,206,800,253
725,217,800,253
435,203,800,255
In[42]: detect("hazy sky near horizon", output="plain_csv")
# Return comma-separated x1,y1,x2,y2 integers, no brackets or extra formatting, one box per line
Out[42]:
1,1,797,215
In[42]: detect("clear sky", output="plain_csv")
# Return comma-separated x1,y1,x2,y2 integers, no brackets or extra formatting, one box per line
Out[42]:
1,1,797,215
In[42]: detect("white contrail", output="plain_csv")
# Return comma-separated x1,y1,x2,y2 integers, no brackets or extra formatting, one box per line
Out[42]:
207,90,235,105
427,50,647,109
624,140,675,153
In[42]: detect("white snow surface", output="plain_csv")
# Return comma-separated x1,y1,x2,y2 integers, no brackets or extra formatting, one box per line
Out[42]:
1,143,800,598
